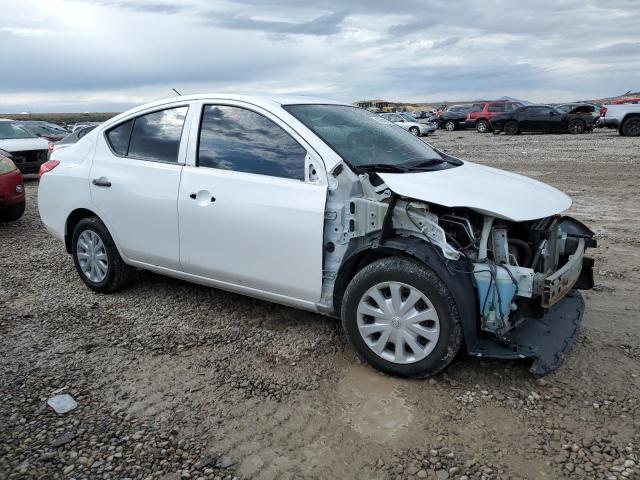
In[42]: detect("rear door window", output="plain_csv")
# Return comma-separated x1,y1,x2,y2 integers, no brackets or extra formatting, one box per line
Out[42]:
488,103,506,113
128,107,188,163
105,106,188,162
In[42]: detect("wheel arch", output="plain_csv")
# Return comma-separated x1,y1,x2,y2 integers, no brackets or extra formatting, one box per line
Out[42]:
333,236,478,351
64,208,101,253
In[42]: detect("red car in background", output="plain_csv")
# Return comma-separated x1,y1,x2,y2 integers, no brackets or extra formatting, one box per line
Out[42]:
0,149,26,222
466,100,523,133
611,97,640,105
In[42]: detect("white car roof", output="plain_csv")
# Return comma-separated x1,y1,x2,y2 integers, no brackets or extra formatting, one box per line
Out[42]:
125,93,347,113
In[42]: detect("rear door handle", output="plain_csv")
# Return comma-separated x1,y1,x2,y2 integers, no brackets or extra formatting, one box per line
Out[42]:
189,192,216,202
92,177,111,187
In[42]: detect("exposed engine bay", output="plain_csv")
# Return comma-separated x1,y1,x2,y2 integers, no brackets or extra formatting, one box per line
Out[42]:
319,165,596,373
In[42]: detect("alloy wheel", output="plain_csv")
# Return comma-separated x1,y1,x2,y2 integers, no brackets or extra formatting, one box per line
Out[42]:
477,121,489,133
76,230,109,283
356,281,440,364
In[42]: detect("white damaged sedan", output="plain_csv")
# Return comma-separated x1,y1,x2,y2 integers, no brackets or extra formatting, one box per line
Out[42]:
38,95,596,377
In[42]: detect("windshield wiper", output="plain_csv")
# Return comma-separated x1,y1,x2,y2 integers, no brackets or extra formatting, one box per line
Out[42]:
403,159,446,170
356,163,414,173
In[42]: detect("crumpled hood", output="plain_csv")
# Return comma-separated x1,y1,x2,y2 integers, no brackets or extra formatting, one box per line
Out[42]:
378,160,572,222
0,137,49,152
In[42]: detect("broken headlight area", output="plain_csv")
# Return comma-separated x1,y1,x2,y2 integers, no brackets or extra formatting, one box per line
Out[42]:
423,211,597,337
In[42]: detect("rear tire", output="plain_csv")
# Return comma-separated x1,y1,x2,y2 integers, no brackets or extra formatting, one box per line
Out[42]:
444,120,456,131
476,120,490,133
0,200,25,222
72,216,135,293
504,120,519,135
409,127,420,136
620,117,640,137
567,119,585,134
341,257,462,378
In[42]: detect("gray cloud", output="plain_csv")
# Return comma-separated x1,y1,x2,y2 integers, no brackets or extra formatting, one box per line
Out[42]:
82,0,188,13
431,37,460,49
200,10,349,35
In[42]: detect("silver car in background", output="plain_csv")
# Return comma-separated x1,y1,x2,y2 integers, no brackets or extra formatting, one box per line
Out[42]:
380,113,436,136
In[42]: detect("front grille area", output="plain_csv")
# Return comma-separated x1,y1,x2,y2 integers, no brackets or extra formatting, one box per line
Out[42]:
10,149,47,174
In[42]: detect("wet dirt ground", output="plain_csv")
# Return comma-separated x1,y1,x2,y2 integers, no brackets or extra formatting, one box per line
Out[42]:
1,128,638,480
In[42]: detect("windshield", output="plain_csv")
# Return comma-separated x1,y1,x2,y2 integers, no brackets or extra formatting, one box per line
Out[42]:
0,122,37,140
284,104,460,172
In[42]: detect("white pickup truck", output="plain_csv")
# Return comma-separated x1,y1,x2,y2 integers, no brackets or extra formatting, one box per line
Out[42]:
599,104,640,136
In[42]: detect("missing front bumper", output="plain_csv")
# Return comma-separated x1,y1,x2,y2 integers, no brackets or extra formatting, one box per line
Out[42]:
468,290,584,375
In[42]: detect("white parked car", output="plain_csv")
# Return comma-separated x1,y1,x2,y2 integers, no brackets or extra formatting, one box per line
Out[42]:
379,112,436,136
38,94,596,377
0,119,50,174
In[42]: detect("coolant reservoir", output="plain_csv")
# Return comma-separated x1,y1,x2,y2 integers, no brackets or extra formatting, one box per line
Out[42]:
473,264,518,332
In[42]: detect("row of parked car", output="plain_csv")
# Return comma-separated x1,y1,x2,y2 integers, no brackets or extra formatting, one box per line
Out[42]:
0,119,98,222
421,98,640,136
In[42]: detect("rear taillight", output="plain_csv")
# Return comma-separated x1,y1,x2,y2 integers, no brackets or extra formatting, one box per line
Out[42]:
600,106,607,116
48,142,55,153
38,160,60,179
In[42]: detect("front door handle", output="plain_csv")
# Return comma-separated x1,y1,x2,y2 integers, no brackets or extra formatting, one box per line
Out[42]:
92,177,111,187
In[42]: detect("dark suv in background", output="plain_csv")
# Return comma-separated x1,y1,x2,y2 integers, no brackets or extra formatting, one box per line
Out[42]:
430,104,475,131
466,101,523,132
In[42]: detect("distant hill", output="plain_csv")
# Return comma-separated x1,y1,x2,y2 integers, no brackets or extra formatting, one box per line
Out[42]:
0,112,119,124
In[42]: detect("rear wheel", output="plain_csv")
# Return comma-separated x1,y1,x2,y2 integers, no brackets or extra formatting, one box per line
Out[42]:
567,119,585,134
72,216,135,293
620,117,640,137
341,257,462,378
476,119,490,133
409,126,420,136
444,120,456,131
504,120,519,135
0,200,25,222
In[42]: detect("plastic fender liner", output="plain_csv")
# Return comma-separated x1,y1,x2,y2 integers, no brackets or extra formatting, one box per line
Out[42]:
560,216,597,248
337,236,479,352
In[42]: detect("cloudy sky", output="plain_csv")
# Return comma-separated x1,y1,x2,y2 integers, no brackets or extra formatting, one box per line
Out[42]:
1,0,639,112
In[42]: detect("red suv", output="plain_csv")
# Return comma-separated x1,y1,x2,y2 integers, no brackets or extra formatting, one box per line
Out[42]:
466,101,523,133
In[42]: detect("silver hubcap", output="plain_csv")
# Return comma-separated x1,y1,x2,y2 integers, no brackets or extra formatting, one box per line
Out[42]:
357,281,440,364
410,128,419,135
478,122,487,132
77,230,108,283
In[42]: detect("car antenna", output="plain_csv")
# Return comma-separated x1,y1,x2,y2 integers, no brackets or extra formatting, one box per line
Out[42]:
172,88,182,96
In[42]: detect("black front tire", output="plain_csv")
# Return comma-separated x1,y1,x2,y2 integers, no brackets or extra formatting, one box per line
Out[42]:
444,120,456,131
341,257,462,378
72,216,135,293
0,200,25,222
409,127,420,136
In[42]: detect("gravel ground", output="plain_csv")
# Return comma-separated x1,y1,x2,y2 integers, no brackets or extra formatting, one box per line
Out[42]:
1,128,638,480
